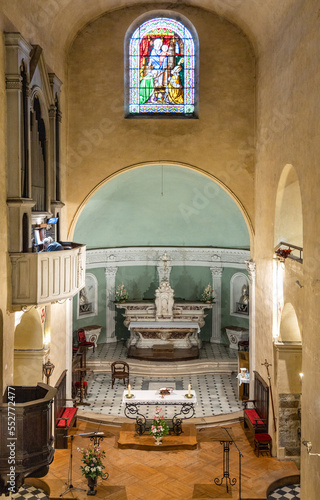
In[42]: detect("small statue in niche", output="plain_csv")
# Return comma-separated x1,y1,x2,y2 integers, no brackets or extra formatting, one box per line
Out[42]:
239,284,249,305
236,284,249,314
79,287,89,305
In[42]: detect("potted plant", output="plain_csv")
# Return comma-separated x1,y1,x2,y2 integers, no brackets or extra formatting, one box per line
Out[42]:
115,284,129,303
78,444,107,495
149,407,169,445
201,284,215,303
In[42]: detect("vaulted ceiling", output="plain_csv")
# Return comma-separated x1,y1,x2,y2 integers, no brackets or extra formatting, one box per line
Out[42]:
1,0,302,66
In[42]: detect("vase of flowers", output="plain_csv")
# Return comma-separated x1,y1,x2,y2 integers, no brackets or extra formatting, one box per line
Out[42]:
275,248,292,259
78,444,107,496
201,284,215,303
115,284,129,303
149,407,169,445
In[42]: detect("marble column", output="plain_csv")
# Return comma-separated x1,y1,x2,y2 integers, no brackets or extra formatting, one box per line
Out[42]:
105,266,118,343
210,266,223,343
246,259,256,399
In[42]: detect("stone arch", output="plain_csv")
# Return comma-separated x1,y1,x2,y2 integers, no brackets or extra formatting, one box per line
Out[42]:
14,309,46,386
68,161,254,248
274,164,303,249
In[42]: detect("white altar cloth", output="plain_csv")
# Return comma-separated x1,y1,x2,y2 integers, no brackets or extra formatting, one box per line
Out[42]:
122,389,197,405
128,321,200,332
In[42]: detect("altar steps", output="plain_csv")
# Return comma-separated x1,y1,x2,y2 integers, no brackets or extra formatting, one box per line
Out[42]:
76,409,243,429
87,356,237,377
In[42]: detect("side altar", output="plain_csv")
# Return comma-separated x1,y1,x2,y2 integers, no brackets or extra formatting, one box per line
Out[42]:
116,259,212,360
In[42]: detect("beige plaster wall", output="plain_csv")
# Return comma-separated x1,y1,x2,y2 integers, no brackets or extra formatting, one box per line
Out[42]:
47,302,68,387
0,31,16,400
66,5,255,236
255,0,320,496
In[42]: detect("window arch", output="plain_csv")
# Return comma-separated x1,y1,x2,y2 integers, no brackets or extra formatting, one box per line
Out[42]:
125,12,198,117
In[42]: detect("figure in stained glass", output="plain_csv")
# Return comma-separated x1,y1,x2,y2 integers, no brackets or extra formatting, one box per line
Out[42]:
167,58,184,104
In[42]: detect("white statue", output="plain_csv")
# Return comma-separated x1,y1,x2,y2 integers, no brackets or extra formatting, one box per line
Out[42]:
155,280,174,320
239,284,249,305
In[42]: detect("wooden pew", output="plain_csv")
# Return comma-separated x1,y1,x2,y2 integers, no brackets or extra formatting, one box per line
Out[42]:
243,371,269,435
54,370,78,449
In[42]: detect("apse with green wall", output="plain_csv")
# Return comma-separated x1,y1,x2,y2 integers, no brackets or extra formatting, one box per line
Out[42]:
74,164,250,249
73,268,107,343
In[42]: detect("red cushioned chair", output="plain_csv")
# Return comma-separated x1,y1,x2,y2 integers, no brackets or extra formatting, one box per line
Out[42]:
77,329,95,352
74,380,88,398
254,433,272,456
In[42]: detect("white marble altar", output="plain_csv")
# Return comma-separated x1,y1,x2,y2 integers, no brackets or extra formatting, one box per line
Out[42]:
116,266,212,354
128,321,200,349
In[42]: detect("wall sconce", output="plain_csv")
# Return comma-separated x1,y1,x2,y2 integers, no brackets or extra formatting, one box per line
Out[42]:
299,372,304,383
43,359,55,384
302,440,320,456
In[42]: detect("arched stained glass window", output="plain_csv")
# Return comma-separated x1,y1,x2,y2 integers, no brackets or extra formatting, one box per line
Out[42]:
128,16,197,116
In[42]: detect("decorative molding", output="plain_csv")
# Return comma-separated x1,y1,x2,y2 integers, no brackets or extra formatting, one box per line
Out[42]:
210,266,223,277
246,259,256,281
86,247,250,269
6,75,23,90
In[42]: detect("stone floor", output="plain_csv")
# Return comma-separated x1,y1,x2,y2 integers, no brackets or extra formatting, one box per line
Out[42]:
80,341,241,419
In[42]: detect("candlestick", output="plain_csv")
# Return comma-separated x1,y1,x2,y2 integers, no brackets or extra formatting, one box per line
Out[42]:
128,384,131,396
188,384,191,397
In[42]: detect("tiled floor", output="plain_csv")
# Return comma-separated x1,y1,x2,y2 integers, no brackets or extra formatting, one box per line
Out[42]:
268,483,300,499
83,371,242,418
12,484,48,499
82,341,241,418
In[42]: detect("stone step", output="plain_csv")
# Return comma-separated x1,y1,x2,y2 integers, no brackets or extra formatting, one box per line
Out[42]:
87,358,238,377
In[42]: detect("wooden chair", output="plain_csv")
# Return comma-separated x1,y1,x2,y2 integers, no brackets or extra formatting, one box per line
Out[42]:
111,361,129,388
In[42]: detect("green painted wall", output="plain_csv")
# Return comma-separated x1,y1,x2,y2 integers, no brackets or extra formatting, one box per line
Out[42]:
74,165,250,249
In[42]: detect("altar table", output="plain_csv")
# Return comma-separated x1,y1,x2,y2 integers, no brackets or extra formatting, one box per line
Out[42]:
128,321,200,349
122,389,197,435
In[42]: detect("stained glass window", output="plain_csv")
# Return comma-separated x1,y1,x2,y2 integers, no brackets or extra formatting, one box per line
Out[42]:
129,17,195,115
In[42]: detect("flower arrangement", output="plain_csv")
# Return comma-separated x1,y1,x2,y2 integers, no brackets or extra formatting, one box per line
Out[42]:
115,284,129,302
201,284,215,303
275,248,292,259
149,407,169,438
78,444,106,480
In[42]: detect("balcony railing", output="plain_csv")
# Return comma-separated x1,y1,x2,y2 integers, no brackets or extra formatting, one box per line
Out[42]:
10,242,86,307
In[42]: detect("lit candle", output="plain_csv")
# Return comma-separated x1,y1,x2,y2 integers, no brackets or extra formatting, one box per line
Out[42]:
188,384,191,397
128,384,131,396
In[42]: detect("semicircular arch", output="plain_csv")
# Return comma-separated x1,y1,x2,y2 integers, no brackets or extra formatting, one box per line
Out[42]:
68,162,253,250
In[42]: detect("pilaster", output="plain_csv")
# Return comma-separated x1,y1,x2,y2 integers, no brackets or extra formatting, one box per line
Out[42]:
210,266,223,343
105,267,118,342
246,259,256,397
